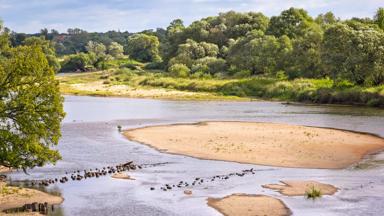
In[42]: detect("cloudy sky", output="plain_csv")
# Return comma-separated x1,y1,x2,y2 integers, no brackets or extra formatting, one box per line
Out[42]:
0,0,383,33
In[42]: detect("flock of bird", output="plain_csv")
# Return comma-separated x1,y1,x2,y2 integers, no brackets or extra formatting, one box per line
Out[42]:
30,161,140,187
155,168,258,191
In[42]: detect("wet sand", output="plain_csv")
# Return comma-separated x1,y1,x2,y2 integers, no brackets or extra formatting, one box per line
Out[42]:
207,194,291,216
263,180,338,196
124,121,384,169
0,182,63,212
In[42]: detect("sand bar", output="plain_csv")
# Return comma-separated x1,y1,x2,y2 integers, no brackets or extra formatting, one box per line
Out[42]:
124,121,384,169
207,194,291,216
263,180,338,196
111,172,135,180
0,182,63,211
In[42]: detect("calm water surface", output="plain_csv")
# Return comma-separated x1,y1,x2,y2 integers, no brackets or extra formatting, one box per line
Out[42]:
7,96,384,216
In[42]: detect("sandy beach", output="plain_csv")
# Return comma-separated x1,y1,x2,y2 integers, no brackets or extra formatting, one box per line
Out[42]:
124,121,384,169
0,182,63,212
207,194,291,216
263,180,338,196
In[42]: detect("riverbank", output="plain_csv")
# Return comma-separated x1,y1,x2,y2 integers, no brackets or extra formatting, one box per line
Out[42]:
207,194,291,216
0,167,11,174
0,182,63,212
124,121,384,169
57,69,384,106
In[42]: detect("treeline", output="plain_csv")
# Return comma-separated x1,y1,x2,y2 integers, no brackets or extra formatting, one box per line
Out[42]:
5,7,384,86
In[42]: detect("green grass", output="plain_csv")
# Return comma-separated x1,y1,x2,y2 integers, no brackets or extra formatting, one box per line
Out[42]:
57,68,384,106
305,186,322,199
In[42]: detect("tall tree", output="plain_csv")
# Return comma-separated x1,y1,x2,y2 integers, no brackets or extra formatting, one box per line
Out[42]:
374,7,384,30
125,33,161,62
0,42,65,170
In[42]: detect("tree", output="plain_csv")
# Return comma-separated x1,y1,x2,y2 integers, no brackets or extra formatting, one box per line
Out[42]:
227,31,292,75
86,41,106,57
61,53,95,72
267,8,320,38
23,36,61,72
322,23,384,85
374,8,384,30
285,30,323,78
0,20,9,57
315,12,338,28
108,42,124,58
168,63,190,77
0,45,65,170
126,33,161,62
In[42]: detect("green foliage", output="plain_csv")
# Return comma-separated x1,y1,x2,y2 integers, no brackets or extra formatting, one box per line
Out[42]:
86,41,106,56
168,63,190,77
61,53,95,72
0,45,65,170
267,8,320,38
23,36,61,72
322,23,384,85
305,186,322,199
375,8,384,29
227,31,292,75
108,42,124,58
126,33,161,62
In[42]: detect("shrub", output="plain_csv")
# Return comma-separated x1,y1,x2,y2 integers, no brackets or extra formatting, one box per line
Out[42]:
168,64,190,78
305,186,322,199
61,53,94,72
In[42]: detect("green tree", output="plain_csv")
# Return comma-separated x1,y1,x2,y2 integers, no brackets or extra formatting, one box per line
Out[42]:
168,63,190,77
227,31,292,75
61,53,95,72
0,45,65,170
374,7,384,29
126,33,161,62
23,36,61,72
86,41,106,57
267,8,320,38
322,23,384,85
108,42,124,58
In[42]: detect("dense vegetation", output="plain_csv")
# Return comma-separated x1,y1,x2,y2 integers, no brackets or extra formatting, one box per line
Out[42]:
0,21,65,170
4,7,384,106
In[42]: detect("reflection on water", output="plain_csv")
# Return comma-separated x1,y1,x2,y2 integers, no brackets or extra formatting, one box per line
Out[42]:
6,96,384,216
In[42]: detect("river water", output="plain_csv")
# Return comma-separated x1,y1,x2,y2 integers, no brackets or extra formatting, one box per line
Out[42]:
7,96,384,216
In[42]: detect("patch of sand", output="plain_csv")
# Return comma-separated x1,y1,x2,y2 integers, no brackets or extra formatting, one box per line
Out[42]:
124,121,384,169
263,181,338,196
66,81,220,99
0,166,11,174
111,172,135,180
207,194,291,216
0,182,63,211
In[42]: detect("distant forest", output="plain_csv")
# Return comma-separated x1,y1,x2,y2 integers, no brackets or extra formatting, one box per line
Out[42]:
4,7,384,86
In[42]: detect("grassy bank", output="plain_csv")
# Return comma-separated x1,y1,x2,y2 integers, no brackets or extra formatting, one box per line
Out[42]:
57,69,384,107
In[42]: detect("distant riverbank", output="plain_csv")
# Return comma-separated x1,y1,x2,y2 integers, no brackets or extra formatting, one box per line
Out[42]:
57,70,384,106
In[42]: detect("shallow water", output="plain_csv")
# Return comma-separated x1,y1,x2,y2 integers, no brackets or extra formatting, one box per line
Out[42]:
7,96,384,216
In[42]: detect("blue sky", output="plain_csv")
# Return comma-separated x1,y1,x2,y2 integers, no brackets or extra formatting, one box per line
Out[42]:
0,0,383,33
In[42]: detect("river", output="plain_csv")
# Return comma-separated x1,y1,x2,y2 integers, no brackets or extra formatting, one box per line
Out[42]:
7,96,384,216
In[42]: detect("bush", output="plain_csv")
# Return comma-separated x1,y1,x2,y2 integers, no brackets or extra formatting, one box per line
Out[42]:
61,53,94,72
168,64,190,78
305,186,322,199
